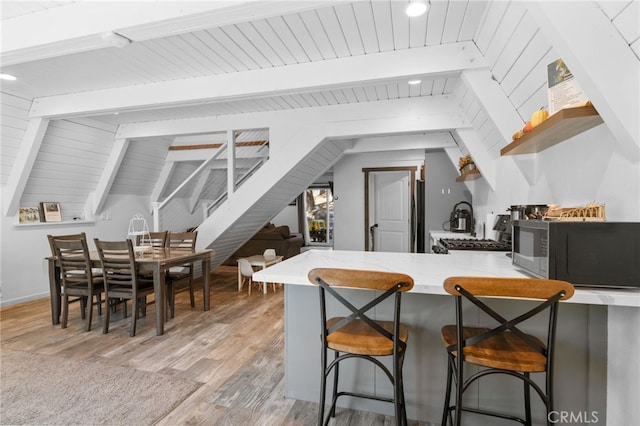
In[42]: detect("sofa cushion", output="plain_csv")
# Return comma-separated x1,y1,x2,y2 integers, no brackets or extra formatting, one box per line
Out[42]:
275,225,290,239
254,231,283,240
223,224,302,265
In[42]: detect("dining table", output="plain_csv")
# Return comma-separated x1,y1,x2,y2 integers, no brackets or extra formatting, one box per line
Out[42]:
47,247,215,335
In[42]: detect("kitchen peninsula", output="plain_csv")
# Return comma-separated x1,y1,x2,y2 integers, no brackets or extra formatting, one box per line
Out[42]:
254,249,639,425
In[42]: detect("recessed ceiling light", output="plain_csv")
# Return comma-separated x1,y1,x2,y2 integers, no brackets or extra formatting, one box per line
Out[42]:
406,1,429,17
0,73,17,81
408,79,422,85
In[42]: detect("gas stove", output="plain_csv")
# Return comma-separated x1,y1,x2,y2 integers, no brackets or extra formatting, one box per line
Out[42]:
439,238,512,251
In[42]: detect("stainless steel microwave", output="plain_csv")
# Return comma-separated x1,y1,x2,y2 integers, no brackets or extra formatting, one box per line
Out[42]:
512,220,640,288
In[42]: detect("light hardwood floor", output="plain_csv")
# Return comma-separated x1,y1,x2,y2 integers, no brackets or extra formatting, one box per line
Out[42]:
0,266,428,426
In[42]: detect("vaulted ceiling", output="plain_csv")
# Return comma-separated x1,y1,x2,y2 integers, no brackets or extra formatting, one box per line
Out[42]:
1,0,638,218
1,1,488,124
2,0,638,263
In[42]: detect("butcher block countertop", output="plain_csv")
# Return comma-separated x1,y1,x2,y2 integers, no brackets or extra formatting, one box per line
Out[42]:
254,249,640,307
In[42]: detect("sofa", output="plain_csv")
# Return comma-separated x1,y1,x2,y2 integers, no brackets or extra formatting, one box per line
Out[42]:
223,223,303,265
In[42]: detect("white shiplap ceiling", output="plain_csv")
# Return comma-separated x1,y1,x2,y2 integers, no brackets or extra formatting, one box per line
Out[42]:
0,1,489,124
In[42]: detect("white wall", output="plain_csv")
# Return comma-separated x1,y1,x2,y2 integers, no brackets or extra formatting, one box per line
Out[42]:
0,194,154,306
471,123,640,228
333,150,426,251
424,150,472,236
331,121,640,255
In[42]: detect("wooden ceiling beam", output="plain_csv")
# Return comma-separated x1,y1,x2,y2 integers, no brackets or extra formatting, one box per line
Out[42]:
169,140,268,151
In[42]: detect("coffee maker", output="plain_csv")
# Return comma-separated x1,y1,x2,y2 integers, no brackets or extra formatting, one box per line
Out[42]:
449,201,474,234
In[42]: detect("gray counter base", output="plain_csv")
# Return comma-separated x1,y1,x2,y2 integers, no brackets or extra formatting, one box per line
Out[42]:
284,284,607,425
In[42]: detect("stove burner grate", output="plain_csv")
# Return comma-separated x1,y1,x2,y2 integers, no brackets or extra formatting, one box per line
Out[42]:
439,238,512,251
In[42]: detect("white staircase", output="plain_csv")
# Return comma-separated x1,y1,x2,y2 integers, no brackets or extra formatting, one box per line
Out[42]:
195,134,349,269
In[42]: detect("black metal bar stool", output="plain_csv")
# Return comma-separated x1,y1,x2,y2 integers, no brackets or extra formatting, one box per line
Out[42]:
308,268,414,426
440,276,575,426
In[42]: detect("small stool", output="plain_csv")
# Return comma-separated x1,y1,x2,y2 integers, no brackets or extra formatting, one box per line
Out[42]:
308,268,414,426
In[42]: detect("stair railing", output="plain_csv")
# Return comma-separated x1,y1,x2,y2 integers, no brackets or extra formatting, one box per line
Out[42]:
153,143,228,231
154,140,271,231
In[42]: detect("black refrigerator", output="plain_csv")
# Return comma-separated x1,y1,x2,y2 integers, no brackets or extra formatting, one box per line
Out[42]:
415,180,426,253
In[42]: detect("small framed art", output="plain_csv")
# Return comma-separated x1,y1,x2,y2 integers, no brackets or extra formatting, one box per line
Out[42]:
19,207,41,224
40,202,62,222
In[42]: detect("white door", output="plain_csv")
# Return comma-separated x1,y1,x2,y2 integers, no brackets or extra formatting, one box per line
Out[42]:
371,171,410,252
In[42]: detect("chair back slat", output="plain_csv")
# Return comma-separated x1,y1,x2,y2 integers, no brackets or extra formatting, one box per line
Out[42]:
443,276,574,300
47,232,86,256
94,239,137,289
308,268,414,292
137,231,168,248
167,231,197,251
48,236,93,284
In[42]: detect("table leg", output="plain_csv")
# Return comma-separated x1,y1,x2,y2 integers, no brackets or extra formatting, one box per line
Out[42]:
153,263,165,336
262,265,268,295
238,264,242,292
202,255,210,311
48,258,61,325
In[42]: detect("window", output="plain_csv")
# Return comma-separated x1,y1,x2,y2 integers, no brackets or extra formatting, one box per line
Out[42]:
303,186,334,246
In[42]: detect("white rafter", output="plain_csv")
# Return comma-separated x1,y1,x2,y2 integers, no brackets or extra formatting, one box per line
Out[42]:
28,42,486,119
1,1,338,66
3,118,50,215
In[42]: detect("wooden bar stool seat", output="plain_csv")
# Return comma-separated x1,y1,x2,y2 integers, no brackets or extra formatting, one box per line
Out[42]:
441,325,547,372
326,317,409,356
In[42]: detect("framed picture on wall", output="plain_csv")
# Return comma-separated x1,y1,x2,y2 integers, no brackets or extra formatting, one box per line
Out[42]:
40,202,62,222
19,207,41,223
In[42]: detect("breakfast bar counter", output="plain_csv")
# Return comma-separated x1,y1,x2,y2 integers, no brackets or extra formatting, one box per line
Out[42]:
254,249,639,425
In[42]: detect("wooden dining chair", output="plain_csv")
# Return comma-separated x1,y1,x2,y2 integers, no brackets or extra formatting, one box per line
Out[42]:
165,231,198,318
94,238,155,337
440,276,575,426
47,234,104,332
308,268,414,426
47,232,95,323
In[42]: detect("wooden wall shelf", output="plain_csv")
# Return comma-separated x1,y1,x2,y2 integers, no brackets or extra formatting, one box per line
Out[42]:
456,168,481,182
500,105,603,156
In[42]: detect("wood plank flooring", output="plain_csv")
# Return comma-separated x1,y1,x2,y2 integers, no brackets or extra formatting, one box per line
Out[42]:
0,266,428,426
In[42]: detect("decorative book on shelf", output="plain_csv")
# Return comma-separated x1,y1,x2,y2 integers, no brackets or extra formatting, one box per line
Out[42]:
39,202,62,222
19,207,41,223
547,58,589,115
